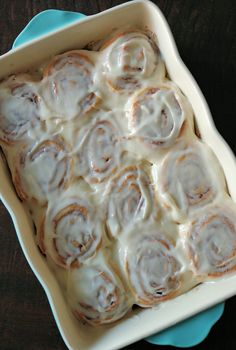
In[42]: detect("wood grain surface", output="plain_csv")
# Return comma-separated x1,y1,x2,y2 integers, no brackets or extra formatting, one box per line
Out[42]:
0,1,235,349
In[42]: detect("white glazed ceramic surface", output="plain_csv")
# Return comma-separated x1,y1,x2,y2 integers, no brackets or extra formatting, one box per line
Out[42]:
0,1,235,350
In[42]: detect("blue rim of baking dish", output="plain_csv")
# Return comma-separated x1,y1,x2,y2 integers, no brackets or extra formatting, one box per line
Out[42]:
12,9,225,348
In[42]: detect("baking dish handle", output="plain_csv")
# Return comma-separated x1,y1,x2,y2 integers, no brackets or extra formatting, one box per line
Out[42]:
12,9,86,48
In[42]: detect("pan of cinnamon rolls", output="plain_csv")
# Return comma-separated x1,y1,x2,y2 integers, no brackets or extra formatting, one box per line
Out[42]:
0,28,235,327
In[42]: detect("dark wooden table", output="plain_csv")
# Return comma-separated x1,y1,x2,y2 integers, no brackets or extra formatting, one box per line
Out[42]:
0,1,235,349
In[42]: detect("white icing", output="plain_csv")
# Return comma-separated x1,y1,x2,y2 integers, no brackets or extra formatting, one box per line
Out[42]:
74,112,122,185
89,31,166,112
0,29,232,326
67,255,131,325
158,139,226,222
128,86,185,147
185,201,236,278
43,194,103,268
41,50,99,120
103,32,162,82
13,138,72,204
106,163,159,237
123,224,185,306
0,77,42,143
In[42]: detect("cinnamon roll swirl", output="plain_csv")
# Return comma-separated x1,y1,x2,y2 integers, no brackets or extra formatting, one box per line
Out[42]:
128,85,189,148
107,164,159,237
159,141,226,220
76,116,121,184
68,264,130,325
13,137,73,204
125,228,183,306
186,205,236,278
42,51,100,120
101,31,165,92
0,75,41,145
40,197,103,268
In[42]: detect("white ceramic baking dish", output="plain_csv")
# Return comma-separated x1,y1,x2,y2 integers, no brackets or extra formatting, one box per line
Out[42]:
0,1,236,349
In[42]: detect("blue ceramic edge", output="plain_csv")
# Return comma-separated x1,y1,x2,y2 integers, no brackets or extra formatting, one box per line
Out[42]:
13,9,86,48
11,9,225,348
146,303,224,348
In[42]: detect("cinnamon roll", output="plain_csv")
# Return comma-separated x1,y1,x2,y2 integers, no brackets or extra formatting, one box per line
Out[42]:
101,31,165,92
76,116,121,184
186,205,236,278
128,84,189,148
68,264,130,325
159,141,226,220
13,137,73,204
0,75,41,145
106,163,159,237
125,227,183,306
42,50,100,120
40,197,103,268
